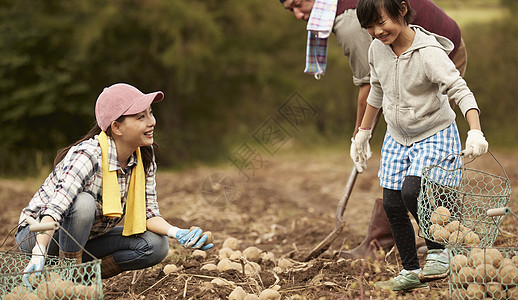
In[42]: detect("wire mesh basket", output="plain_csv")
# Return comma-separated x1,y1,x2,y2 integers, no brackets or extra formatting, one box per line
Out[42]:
448,246,518,300
0,218,103,299
417,151,511,248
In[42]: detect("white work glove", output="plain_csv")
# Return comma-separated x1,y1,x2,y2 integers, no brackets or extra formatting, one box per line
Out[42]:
167,226,213,250
23,243,46,288
350,137,368,173
353,128,373,164
463,129,488,159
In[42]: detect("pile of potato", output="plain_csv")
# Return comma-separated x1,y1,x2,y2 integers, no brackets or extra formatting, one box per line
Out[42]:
1,271,100,300
450,248,518,299
427,206,481,246
167,236,288,300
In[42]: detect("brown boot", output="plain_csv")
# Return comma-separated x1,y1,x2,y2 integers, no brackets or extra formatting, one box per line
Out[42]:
340,198,395,260
100,255,122,279
59,249,83,264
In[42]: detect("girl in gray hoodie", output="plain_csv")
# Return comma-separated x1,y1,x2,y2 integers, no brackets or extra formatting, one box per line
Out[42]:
352,0,488,291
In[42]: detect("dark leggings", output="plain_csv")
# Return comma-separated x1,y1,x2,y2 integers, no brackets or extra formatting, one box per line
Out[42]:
383,175,444,271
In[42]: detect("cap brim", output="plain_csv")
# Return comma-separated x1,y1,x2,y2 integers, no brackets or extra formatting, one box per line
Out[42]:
123,91,164,116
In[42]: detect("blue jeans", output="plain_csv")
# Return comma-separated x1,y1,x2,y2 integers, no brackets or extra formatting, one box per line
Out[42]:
16,192,169,272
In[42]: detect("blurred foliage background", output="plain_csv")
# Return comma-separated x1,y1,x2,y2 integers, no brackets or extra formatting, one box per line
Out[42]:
0,0,516,176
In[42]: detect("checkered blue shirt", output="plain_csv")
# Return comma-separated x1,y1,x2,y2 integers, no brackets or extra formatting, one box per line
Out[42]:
18,135,161,239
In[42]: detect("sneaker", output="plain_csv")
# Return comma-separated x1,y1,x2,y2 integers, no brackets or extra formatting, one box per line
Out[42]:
375,270,429,291
419,249,450,282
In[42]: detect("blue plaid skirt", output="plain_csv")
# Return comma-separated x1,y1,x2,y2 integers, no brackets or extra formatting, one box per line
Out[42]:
378,122,463,190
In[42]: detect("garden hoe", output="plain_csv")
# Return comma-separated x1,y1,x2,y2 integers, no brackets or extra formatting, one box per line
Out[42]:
305,111,382,261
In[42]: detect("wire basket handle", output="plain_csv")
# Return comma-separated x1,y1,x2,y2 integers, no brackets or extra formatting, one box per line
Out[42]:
24,217,100,261
26,216,59,232
487,207,511,217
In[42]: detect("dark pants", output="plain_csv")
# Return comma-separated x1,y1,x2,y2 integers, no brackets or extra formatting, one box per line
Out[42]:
383,176,444,271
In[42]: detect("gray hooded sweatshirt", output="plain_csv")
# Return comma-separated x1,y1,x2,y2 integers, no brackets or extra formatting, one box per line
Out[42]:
367,25,479,146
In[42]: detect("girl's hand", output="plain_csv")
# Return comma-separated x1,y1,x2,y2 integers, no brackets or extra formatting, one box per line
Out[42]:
463,129,488,159
353,128,373,163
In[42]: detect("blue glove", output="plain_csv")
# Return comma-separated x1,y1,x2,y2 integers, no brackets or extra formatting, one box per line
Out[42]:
167,226,213,250
23,243,46,288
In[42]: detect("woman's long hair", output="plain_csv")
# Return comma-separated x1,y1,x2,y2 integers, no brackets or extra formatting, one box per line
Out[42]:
53,117,156,172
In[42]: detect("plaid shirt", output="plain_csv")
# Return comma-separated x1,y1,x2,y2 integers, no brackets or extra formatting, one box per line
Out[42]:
18,135,161,239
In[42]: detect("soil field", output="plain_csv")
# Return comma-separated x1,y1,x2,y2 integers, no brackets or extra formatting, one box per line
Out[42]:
1,149,517,299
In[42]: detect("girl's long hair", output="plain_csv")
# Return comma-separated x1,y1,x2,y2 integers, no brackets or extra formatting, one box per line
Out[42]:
53,118,157,172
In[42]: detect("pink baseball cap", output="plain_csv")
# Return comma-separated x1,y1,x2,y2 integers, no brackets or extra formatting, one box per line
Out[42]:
95,83,164,131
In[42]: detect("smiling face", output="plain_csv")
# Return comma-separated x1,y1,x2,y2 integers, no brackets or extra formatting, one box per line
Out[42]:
115,106,156,149
282,0,315,21
365,7,405,45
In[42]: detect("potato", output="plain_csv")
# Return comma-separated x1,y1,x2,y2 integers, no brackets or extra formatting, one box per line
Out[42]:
431,226,450,243
464,231,481,246
485,248,504,268
86,285,99,299
474,263,497,283
446,220,463,233
498,264,518,285
278,258,294,269
200,263,218,271
163,264,182,274
258,289,281,300
512,255,518,268
468,248,484,267
501,258,514,267
27,273,42,289
192,249,207,259
428,224,441,237
486,283,505,299
73,284,89,300
458,266,476,283
450,288,467,300
218,247,234,260
222,237,240,250
243,246,261,260
217,258,234,272
430,206,451,226
466,283,485,299
508,286,518,299
449,231,464,245
244,295,260,300
229,250,242,260
451,254,468,272
58,280,75,299
203,231,214,244
229,286,247,300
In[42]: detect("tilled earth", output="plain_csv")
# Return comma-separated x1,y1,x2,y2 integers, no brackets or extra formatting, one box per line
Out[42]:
1,150,517,299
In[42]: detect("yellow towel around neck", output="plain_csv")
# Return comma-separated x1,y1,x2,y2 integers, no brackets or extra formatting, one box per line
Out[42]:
98,131,146,236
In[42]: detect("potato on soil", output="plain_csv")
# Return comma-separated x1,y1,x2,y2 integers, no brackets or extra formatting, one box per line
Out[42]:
192,249,207,259
243,246,261,260
430,206,451,226
277,258,294,269
222,237,240,250
258,289,281,300
218,247,234,260
200,263,218,271
229,286,247,300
